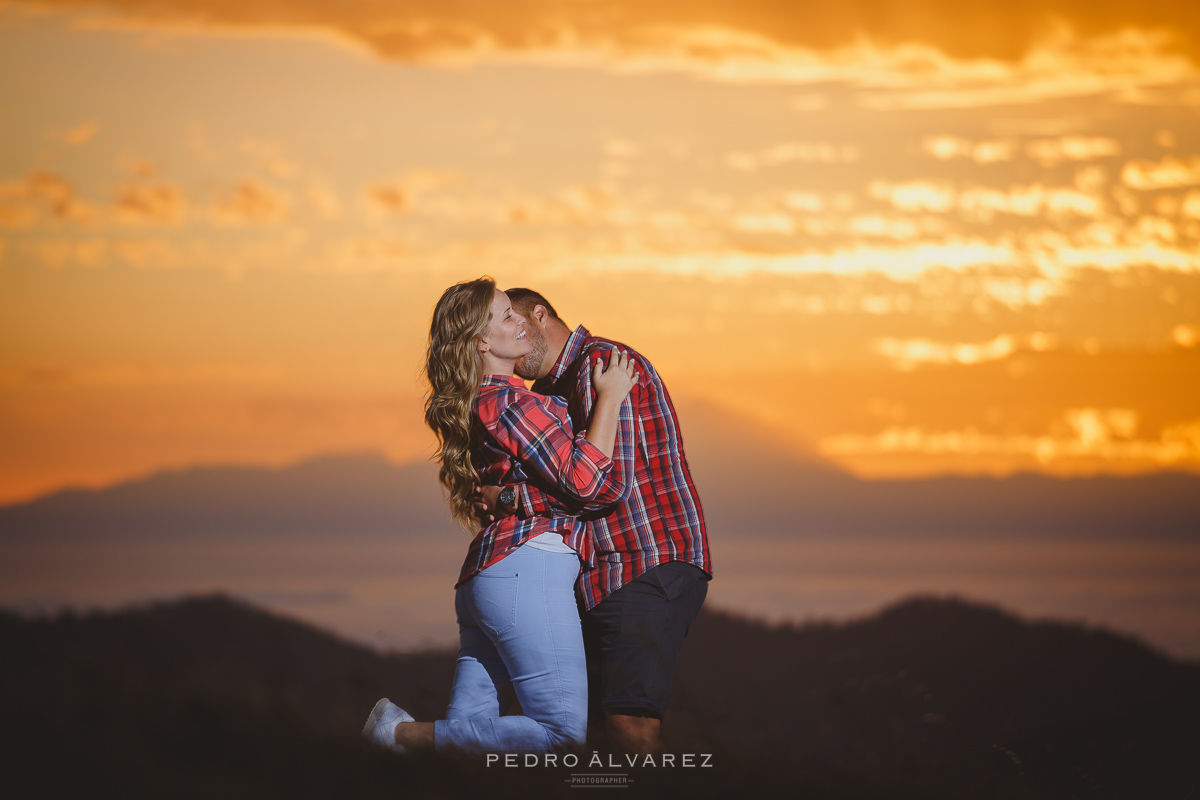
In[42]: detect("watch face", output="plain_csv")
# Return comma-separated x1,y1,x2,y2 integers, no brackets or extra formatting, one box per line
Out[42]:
499,486,516,506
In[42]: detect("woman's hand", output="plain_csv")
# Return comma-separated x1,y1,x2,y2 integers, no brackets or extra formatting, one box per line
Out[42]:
585,348,637,458
592,347,638,406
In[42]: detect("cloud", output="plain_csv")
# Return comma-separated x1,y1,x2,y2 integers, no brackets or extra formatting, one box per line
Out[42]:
14,0,1200,62
114,181,186,225
869,181,956,213
1134,215,1178,244
731,211,795,235
820,410,1200,468
487,184,637,227
1025,136,1120,167
957,184,1103,221
0,170,93,228
869,180,1105,220
211,179,290,225
56,120,99,146
875,334,1021,369
555,237,1023,280
363,171,460,218
364,184,409,217
852,28,1199,108
8,0,1199,101
923,137,1016,164
409,213,1197,288
874,330,1064,364
846,215,921,240
0,182,38,229
782,192,824,213
725,206,946,240
1184,191,1200,219
923,135,1121,167
1121,156,1200,190
23,238,109,268
726,141,860,171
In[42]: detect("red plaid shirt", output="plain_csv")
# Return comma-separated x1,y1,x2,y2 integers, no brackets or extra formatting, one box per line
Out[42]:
456,374,626,587
518,326,712,610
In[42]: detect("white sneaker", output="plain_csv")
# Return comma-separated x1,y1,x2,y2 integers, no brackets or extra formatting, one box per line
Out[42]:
362,697,414,753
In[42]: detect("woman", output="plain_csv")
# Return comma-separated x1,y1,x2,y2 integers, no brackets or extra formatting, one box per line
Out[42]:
363,277,636,754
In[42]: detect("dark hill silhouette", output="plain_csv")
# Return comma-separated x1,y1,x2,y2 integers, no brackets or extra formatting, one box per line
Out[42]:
671,598,1200,796
2,400,1198,545
2,595,1196,798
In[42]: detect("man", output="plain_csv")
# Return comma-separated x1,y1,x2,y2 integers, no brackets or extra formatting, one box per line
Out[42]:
479,288,711,755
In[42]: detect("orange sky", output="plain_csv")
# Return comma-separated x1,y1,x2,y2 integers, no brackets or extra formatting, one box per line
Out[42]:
2,0,1199,504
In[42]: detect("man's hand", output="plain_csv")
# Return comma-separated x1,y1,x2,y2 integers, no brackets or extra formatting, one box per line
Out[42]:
473,484,514,525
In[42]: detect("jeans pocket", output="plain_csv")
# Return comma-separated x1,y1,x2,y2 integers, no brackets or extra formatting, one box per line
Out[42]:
472,573,520,636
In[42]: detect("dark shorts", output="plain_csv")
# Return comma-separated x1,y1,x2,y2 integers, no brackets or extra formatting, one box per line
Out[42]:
579,560,709,719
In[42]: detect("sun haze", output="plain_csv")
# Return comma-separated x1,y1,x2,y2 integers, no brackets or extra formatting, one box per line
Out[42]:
1,0,1199,503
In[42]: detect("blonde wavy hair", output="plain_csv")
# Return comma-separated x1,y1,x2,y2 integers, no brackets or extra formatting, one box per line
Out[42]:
424,277,496,528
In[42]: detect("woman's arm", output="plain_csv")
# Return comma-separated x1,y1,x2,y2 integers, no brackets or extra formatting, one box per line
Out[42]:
490,355,635,506
501,348,640,521
584,347,637,458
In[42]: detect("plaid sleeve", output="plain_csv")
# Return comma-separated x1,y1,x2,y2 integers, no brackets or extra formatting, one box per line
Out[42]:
491,391,626,506
517,482,556,519
516,448,630,519
576,348,638,507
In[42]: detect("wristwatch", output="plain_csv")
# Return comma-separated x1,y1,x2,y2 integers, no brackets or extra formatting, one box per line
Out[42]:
498,485,516,509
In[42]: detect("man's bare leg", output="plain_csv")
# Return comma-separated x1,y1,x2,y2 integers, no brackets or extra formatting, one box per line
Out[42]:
606,712,663,755
395,721,436,751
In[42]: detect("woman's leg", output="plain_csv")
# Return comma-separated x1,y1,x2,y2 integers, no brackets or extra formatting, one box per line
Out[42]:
445,576,515,721
433,545,587,753
392,588,511,751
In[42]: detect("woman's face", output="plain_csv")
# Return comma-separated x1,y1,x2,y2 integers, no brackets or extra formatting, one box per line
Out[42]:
480,288,529,362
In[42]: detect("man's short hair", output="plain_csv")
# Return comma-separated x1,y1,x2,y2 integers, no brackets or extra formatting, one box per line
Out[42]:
506,288,561,321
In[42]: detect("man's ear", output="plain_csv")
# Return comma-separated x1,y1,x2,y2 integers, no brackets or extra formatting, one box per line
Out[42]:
532,305,549,325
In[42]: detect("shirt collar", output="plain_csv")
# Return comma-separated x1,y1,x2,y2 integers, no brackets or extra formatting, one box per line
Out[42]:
481,374,526,388
548,325,590,381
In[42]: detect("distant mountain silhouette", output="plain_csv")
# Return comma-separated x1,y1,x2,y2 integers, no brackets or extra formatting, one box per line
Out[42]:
680,401,1200,540
3,400,1198,544
0,453,458,543
2,595,1195,798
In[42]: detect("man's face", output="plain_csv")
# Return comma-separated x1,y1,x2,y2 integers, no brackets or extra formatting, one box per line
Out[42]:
513,309,549,380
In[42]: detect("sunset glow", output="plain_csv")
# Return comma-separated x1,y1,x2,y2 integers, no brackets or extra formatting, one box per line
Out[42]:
1,0,1199,504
